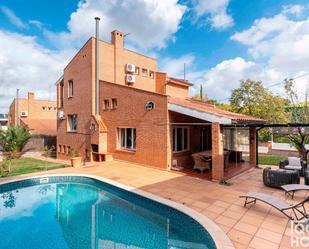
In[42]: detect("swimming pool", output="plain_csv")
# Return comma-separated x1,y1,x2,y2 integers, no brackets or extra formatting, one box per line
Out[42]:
0,175,220,249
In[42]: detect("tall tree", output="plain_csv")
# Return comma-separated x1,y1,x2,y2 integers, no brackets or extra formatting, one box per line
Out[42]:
230,79,289,123
284,79,309,160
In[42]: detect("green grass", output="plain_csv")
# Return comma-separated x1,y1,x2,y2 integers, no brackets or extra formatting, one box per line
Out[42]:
258,155,287,166
1,157,67,177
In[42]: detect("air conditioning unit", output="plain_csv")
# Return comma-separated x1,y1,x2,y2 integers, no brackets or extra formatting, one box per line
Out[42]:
57,111,65,119
20,111,28,117
126,63,135,73
126,75,136,84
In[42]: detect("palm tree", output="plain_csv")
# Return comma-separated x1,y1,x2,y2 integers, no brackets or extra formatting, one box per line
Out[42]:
0,126,32,158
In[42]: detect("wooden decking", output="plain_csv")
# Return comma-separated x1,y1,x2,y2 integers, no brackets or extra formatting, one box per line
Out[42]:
171,161,254,180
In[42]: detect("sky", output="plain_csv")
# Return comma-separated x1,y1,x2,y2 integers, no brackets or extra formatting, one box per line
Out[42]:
0,0,309,113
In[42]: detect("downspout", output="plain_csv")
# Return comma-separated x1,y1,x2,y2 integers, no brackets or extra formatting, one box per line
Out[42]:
94,17,100,115
16,89,19,126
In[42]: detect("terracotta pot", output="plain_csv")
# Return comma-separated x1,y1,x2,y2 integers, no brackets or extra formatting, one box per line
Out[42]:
70,157,82,168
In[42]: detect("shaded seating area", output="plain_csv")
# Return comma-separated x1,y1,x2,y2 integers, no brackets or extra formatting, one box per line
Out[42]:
191,151,211,173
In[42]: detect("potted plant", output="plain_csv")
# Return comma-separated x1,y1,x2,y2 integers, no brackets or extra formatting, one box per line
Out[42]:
69,148,82,168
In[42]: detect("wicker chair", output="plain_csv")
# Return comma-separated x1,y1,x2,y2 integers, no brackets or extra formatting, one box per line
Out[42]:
279,158,307,176
263,167,300,188
192,154,211,173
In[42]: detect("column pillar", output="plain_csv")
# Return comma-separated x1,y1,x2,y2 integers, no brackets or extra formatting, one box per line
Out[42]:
212,123,224,180
249,127,257,166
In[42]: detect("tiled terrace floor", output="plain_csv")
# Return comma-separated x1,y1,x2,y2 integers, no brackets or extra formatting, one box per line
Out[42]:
2,159,308,249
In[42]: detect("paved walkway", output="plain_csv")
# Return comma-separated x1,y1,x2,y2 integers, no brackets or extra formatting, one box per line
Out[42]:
1,159,307,249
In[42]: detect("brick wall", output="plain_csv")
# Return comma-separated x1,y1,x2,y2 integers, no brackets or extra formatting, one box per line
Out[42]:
100,81,169,169
57,38,94,160
8,92,56,126
211,123,224,180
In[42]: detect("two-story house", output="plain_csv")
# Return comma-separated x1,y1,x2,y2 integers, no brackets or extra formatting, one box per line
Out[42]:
56,24,264,180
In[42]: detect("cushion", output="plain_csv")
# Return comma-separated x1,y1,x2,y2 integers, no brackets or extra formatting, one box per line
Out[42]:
288,157,301,167
285,165,301,170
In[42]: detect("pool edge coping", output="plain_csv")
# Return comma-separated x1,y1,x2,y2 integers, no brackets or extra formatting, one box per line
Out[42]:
0,173,235,249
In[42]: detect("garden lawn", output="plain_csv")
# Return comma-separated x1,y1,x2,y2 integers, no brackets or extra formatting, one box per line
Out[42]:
1,157,67,177
258,155,287,166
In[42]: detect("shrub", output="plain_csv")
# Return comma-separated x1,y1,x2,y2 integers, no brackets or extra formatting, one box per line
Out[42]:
0,126,31,158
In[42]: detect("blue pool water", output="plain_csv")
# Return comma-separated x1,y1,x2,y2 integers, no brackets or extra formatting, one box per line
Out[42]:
0,176,216,249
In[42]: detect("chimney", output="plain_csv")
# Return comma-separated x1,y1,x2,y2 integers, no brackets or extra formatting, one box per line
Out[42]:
111,30,124,48
28,92,34,100
95,17,100,115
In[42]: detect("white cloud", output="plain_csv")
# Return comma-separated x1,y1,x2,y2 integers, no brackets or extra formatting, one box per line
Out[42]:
191,57,281,100
231,6,309,73
0,6,28,29
162,3,309,102
0,30,74,113
282,4,307,15
193,0,233,30
47,0,186,50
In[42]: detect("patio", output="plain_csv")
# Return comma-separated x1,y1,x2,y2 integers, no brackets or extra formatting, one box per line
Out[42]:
3,158,306,249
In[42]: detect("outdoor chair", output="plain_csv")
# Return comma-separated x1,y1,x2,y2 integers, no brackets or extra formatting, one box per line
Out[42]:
281,184,309,199
263,167,300,188
279,157,307,176
240,192,309,223
192,154,211,173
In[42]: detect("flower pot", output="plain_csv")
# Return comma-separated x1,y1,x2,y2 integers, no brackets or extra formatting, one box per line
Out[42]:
71,157,82,168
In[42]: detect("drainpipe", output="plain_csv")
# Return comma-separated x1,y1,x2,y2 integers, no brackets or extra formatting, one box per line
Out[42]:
94,17,100,115
16,89,19,126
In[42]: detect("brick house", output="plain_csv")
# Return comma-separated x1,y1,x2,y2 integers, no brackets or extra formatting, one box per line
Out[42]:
56,29,264,180
8,92,57,150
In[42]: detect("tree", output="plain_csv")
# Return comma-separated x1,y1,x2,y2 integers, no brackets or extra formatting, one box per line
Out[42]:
230,79,289,123
284,79,309,160
0,126,32,158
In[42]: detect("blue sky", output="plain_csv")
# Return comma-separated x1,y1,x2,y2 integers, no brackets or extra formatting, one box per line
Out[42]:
0,0,308,112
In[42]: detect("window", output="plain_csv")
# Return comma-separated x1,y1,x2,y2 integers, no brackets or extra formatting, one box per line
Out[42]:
142,68,148,77
135,67,140,75
173,127,189,152
118,128,136,150
58,145,62,153
111,98,117,109
149,71,154,79
104,99,110,110
63,145,66,154
60,82,64,107
48,107,52,111
68,114,77,131
68,80,74,97
42,106,46,111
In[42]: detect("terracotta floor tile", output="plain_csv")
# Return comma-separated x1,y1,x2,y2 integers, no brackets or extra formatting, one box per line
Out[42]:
233,221,259,235
228,229,253,246
215,215,238,228
255,228,283,244
249,237,279,249
206,204,226,214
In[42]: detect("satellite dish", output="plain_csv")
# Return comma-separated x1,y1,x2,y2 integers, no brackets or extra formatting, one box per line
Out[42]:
145,101,155,111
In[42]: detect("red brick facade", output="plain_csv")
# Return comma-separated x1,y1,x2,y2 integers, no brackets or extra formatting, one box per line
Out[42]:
56,30,261,178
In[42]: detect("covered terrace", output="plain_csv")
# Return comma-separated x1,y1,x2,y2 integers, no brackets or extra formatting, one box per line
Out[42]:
168,98,265,180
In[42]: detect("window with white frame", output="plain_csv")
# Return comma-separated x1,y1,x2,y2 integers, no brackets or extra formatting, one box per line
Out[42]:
67,114,77,131
118,128,136,150
173,127,189,152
